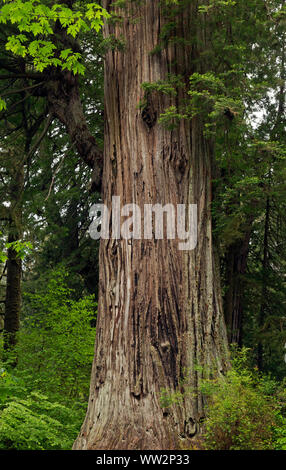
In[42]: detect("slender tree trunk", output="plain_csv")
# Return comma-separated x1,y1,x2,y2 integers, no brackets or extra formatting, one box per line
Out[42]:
4,238,22,352
0,263,6,333
74,1,229,450
224,228,252,346
3,159,24,354
257,196,270,371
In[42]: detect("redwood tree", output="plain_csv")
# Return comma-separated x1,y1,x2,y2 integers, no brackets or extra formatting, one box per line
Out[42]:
73,0,229,450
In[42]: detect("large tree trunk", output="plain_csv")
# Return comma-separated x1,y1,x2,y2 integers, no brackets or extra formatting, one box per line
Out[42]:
74,0,229,450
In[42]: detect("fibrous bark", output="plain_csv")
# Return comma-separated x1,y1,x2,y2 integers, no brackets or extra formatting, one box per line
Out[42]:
73,0,229,450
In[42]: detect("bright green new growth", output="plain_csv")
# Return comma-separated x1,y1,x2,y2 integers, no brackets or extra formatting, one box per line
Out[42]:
0,0,109,106
0,236,32,263
0,390,82,450
0,0,109,72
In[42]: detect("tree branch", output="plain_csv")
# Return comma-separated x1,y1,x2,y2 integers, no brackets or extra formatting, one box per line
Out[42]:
1,82,45,97
46,71,103,192
25,114,54,163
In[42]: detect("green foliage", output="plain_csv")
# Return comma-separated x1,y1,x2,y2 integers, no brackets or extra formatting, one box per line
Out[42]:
159,348,286,450
0,98,6,111
0,0,110,73
160,387,184,409
0,0,109,107
0,238,32,263
201,348,285,450
6,240,33,259
0,268,96,449
274,408,286,450
164,0,180,5
0,383,82,450
187,72,243,127
141,75,187,129
141,74,185,97
198,0,237,14
0,251,6,264
16,268,97,399
158,106,188,130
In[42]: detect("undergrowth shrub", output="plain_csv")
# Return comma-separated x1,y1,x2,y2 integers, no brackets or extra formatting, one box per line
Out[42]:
0,269,96,449
0,366,86,449
201,348,285,450
16,268,97,400
159,347,286,450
